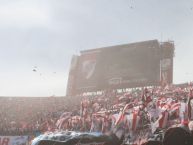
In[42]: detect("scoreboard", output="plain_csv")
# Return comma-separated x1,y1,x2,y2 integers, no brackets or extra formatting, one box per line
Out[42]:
67,40,174,95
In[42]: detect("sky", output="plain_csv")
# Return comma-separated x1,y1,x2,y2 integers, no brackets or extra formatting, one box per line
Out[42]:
0,0,193,96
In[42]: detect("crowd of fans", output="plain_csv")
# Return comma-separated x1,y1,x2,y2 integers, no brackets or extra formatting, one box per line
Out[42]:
1,83,193,144
0,96,81,135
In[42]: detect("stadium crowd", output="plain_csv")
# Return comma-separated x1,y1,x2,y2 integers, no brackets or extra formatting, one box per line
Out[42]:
0,96,81,136
1,83,193,144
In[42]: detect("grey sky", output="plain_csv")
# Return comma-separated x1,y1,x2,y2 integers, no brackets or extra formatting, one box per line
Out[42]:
0,0,193,96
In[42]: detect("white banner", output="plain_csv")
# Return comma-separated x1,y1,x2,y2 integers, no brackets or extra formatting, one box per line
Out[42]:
0,136,28,145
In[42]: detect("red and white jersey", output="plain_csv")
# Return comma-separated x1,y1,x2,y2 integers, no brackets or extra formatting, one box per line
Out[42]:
151,110,169,133
111,113,119,127
125,112,140,131
156,97,167,108
179,102,189,125
170,102,181,115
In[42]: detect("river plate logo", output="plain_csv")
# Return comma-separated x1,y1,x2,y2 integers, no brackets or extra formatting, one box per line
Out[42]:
81,60,96,79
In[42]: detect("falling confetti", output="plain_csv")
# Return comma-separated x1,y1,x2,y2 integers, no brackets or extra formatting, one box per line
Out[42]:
33,69,37,72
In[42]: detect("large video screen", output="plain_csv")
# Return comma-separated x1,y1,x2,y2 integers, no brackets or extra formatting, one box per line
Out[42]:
75,40,161,92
